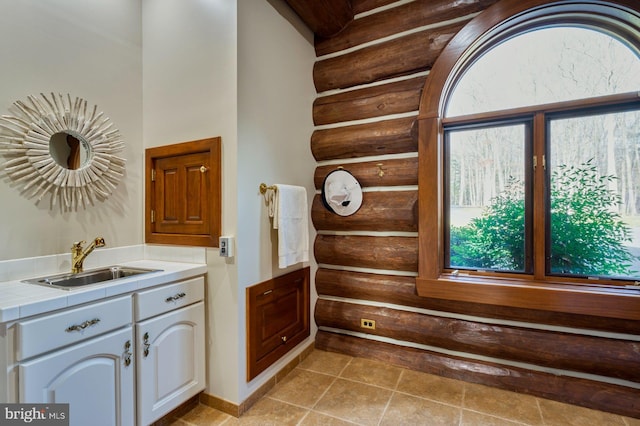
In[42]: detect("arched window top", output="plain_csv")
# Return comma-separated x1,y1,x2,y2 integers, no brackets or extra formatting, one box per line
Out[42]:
418,0,640,119
446,26,640,117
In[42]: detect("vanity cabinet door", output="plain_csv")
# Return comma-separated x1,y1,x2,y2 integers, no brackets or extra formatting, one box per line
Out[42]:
19,327,135,426
136,301,205,426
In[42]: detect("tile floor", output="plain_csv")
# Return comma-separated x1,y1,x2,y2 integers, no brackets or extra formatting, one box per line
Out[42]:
170,350,640,426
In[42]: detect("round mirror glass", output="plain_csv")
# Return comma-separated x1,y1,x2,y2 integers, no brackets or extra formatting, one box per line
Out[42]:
49,131,92,170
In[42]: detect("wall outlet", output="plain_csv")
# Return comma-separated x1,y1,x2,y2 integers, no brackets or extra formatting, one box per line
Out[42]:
219,235,234,257
360,319,376,330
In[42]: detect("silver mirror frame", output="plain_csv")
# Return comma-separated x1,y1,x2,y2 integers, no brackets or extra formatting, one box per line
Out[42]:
0,93,125,209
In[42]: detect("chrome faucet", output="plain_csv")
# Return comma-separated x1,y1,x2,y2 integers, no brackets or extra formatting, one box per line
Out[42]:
71,237,106,273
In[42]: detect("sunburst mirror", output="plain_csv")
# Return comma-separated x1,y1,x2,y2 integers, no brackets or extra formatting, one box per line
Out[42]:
0,93,126,210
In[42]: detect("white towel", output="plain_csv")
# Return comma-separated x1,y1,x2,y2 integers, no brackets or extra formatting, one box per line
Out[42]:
272,184,309,268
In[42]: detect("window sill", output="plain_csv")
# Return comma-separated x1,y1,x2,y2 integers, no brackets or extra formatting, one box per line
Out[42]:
416,274,640,321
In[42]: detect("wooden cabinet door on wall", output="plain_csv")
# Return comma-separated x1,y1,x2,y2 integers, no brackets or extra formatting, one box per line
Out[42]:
146,137,221,247
246,267,310,381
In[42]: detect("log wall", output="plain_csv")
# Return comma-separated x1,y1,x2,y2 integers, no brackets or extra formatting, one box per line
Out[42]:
310,0,640,419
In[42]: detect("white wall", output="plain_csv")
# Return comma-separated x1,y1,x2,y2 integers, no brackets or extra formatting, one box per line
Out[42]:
141,0,241,402
142,0,315,403
0,0,143,260
237,0,316,401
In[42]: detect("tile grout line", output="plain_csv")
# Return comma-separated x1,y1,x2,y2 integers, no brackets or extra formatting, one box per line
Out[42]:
462,409,537,426
376,389,396,426
393,368,404,391
280,355,359,424
460,382,468,426
304,358,353,423
461,383,540,426
536,397,547,426
391,388,464,410
374,368,405,426
312,356,399,425
266,395,362,426
295,410,312,426
338,356,355,376
329,374,408,393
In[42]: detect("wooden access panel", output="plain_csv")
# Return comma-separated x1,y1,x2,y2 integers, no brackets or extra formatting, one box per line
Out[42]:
246,267,310,381
146,137,221,247
155,152,209,235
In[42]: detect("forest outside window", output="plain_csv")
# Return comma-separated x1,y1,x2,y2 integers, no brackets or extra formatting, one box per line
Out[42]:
416,0,640,320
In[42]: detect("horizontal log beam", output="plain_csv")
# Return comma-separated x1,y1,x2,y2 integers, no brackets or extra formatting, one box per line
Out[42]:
311,117,417,161
314,234,418,271
315,299,640,382
314,21,464,92
283,0,353,38
312,191,417,232
351,0,396,15
313,77,425,125
315,331,640,419
316,0,498,56
314,157,418,188
314,268,640,334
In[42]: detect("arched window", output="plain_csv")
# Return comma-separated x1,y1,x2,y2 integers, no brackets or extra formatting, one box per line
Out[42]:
416,0,640,320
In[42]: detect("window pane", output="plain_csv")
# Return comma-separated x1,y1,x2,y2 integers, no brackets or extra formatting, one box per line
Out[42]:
447,124,528,272
548,108,640,280
446,27,640,117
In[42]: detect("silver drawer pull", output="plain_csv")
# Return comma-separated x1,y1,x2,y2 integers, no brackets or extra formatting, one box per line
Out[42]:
143,332,150,357
124,340,132,367
165,292,186,303
66,318,100,332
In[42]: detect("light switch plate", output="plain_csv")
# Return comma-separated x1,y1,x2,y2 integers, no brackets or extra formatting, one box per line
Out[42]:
219,236,234,257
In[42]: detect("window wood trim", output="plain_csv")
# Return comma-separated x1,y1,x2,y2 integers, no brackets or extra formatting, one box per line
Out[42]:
416,0,640,320
416,276,640,321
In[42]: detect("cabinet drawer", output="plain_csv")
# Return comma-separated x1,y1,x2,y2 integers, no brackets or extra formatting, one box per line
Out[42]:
134,276,204,321
16,295,132,361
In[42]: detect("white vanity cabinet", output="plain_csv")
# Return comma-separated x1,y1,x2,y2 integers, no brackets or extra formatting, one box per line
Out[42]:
134,276,205,426
16,295,135,426
4,270,207,426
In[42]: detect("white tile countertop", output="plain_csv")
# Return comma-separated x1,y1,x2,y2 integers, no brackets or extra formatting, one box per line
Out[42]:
0,245,207,323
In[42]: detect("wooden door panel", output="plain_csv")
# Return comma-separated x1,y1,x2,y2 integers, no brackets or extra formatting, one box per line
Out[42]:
185,162,206,224
154,152,209,235
256,286,305,360
158,165,179,225
246,267,310,380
